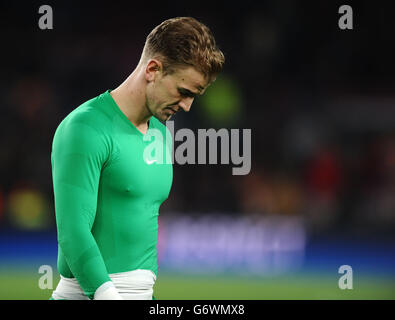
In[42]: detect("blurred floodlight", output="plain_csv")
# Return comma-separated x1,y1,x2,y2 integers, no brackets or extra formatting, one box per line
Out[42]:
7,187,51,230
199,75,243,126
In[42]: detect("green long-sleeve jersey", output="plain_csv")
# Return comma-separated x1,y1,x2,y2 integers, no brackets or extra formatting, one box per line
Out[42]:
51,90,173,299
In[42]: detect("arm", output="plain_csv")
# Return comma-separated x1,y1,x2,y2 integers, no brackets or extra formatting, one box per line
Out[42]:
51,121,121,299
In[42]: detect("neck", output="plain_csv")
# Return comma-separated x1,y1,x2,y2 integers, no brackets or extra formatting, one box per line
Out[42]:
110,66,151,129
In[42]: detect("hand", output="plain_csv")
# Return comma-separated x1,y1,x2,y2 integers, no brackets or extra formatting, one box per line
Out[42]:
94,282,124,300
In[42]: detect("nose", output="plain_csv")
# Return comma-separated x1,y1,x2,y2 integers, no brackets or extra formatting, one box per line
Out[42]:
178,97,194,112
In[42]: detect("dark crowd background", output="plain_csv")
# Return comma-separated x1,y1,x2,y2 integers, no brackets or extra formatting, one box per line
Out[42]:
1,1,395,238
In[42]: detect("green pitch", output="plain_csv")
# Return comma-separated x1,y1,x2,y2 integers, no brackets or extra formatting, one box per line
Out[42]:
0,270,394,300
154,272,395,300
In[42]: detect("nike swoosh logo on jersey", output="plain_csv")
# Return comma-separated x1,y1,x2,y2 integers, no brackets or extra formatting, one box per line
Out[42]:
145,159,158,165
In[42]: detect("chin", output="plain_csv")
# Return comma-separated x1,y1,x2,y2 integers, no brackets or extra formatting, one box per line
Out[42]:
153,113,169,122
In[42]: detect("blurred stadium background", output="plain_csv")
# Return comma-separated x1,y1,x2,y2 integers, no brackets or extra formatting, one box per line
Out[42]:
1,1,395,299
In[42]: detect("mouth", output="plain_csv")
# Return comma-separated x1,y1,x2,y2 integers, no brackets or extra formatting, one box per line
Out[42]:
165,107,178,114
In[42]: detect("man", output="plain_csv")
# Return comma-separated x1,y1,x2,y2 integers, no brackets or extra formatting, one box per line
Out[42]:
50,17,225,300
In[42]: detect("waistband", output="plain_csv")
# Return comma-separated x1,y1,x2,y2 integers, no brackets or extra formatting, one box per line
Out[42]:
52,269,156,300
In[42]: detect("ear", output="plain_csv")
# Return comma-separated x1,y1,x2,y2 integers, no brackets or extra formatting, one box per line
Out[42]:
145,59,163,82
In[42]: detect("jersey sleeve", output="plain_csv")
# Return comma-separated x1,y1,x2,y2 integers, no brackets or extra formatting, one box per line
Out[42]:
51,120,112,299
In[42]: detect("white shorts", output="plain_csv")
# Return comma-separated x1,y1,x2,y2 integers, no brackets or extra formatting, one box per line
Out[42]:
51,269,156,300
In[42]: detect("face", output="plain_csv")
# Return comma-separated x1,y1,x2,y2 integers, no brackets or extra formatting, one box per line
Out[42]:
145,62,211,121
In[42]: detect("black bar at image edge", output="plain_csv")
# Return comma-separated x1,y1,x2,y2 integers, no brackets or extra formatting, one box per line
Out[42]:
0,300,391,318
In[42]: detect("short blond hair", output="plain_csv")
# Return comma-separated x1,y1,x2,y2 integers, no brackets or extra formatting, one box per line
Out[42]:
142,17,225,81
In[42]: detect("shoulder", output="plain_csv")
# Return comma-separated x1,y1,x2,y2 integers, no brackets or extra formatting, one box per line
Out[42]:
52,94,114,153
58,94,111,133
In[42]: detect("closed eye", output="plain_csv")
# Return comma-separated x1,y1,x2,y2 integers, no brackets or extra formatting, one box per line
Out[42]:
178,88,198,99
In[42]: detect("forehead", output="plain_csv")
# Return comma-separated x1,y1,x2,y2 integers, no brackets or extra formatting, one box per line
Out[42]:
170,66,208,93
